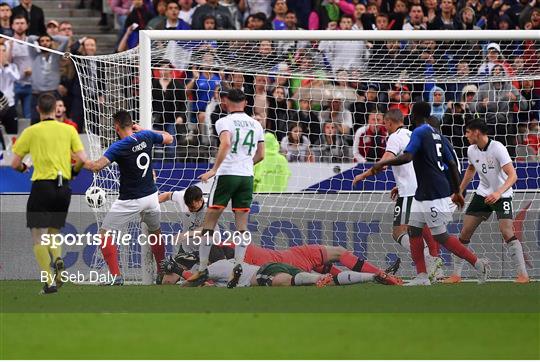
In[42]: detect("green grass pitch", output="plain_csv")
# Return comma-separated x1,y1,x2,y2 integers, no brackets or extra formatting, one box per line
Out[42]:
1,281,539,359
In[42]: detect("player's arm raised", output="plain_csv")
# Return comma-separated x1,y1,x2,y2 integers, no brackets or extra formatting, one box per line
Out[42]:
485,162,517,205
200,130,231,182
132,123,174,145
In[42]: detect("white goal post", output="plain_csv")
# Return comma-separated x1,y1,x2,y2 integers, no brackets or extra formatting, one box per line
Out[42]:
76,29,539,283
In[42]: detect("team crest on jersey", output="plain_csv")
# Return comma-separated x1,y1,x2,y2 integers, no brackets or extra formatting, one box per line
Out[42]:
487,157,496,169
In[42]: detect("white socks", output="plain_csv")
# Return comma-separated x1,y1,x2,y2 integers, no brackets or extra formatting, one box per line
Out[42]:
507,239,528,277
396,233,410,253
293,272,321,286
233,231,250,265
336,271,374,285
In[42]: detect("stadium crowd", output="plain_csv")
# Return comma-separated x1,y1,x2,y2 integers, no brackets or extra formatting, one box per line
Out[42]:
0,0,539,163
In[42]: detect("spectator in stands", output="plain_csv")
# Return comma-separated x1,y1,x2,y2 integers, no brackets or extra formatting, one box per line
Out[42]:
446,60,472,102
403,4,427,30
313,120,349,163
429,86,447,121
423,0,438,25
295,97,321,144
521,5,540,30
389,0,408,29
154,0,189,30
375,13,390,30
152,61,187,128
186,52,221,124
54,99,78,131
220,0,243,29
520,121,540,160
178,0,194,25
58,21,74,40
243,0,272,20
65,36,100,129
518,79,540,124
191,0,235,30
275,10,309,57
470,64,526,155
350,83,383,132
46,20,59,37
267,85,293,141
429,0,457,29
122,0,155,49
270,0,287,30
0,2,12,36
352,111,387,163
147,0,167,29
254,132,291,192
0,41,19,133
388,83,411,117
244,12,270,29
442,97,474,158
352,2,375,30
109,0,131,39
455,6,481,30
280,122,313,162
11,0,44,36
320,93,353,140
477,42,515,77
27,34,69,124
8,14,31,119
332,69,357,106
318,15,370,72
252,74,269,119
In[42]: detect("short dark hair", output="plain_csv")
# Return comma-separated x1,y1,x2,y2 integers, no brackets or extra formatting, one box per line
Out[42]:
166,0,178,8
427,116,441,130
38,34,52,42
11,14,27,23
112,110,133,129
465,118,489,134
340,14,354,22
37,93,57,115
184,185,203,206
0,3,10,8
226,88,246,103
411,101,431,123
384,109,404,123
285,9,297,17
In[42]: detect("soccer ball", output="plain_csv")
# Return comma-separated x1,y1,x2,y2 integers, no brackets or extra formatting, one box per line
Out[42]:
85,186,107,208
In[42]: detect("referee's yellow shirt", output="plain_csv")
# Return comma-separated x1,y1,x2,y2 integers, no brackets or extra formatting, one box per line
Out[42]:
12,119,84,181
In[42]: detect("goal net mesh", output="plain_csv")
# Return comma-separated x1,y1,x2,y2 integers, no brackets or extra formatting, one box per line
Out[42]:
72,34,540,283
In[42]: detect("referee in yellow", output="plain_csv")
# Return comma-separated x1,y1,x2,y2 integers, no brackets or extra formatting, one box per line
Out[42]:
11,93,88,294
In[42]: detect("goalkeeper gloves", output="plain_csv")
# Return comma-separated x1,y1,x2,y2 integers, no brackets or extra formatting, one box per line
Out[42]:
160,257,185,276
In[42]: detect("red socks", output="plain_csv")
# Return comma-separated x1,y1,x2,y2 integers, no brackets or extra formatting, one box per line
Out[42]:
340,251,382,274
422,226,440,257
410,235,427,274
100,236,120,276
444,235,478,266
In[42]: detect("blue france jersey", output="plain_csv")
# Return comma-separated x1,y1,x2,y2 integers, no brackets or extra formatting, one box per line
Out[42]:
404,124,456,201
104,130,163,200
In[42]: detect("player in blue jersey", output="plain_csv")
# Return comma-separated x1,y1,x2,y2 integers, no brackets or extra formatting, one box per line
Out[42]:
372,102,489,285
85,110,174,284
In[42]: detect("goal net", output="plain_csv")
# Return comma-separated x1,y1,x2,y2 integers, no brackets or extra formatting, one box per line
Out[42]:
72,30,540,283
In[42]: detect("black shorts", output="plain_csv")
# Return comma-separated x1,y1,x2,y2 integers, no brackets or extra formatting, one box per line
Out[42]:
27,180,72,229
393,196,414,227
465,193,513,220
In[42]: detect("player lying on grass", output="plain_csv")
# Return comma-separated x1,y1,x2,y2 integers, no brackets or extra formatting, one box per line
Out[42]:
163,259,337,287
353,109,445,282
161,255,399,287
370,102,489,285
84,111,173,285
159,241,403,286
443,119,529,284
159,186,403,285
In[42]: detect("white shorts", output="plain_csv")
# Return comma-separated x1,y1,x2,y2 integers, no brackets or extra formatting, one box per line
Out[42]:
409,197,453,234
101,192,161,232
